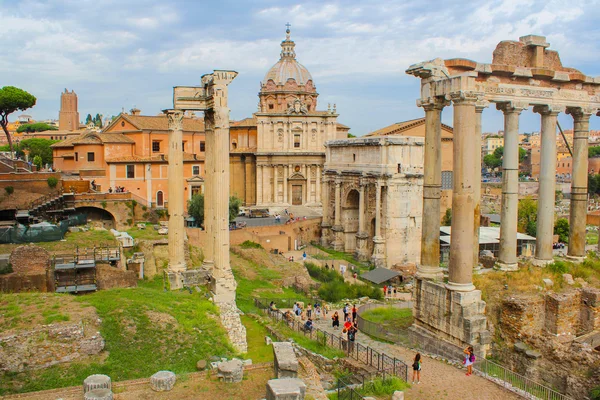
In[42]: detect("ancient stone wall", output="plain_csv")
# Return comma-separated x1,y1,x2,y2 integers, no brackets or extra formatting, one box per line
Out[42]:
544,291,580,339
9,244,50,275
96,264,137,290
500,295,545,341
580,287,600,334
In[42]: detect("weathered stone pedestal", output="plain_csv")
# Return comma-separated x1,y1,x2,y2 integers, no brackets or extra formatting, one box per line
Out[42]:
320,223,331,247
273,342,298,378
150,371,176,392
83,374,111,393
410,278,491,359
354,232,369,261
371,236,386,267
331,226,344,251
217,359,244,383
495,261,519,272
266,378,306,400
84,388,113,400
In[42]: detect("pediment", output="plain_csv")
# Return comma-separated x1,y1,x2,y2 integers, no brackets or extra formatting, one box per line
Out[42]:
186,176,205,183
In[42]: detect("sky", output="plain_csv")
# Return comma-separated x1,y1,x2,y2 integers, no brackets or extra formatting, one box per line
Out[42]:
2,0,600,135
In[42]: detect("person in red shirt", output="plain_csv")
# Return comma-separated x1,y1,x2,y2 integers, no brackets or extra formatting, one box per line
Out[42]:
344,318,352,331
383,285,387,297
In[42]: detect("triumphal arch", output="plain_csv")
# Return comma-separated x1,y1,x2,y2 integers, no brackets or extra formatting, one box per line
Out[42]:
406,35,600,358
164,70,247,353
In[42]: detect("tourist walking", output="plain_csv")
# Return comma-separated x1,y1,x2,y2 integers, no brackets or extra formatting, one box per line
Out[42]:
323,302,329,317
302,251,307,261
324,263,329,270
332,311,340,329
307,303,312,319
464,346,475,376
412,353,422,384
315,305,321,320
352,304,357,322
341,328,348,352
343,303,349,321
383,285,387,297
347,324,357,353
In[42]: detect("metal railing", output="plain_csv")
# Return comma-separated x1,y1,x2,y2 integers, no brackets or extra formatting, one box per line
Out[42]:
475,358,574,400
255,298,408,382
334,370,400,400
355,302,413,345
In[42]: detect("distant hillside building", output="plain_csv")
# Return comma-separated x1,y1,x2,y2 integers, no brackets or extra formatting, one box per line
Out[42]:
58,89,80,131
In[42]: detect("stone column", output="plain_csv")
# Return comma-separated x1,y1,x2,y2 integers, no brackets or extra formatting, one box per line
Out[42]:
371,180,386,267
496,102,526,272
202,112,215,272
316,165,321,205
533,105,561,266
320,175,331,246
355,179,369,261
283,165,288,204
165,110,186,278
567,107,593,261
257,165,263,205
447,92,478,292
273,165,278,204
473,102,488,271
332,177,344,251
303,165,308,204
418,98,446,280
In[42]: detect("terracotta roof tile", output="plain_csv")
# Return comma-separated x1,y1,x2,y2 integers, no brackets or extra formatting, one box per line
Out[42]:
365,118,453,139
51,131,135,148
119,114,205,132
106,153,204,163
231,117,257,127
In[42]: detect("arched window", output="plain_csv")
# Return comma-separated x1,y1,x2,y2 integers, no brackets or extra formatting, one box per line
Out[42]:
156,191,164,207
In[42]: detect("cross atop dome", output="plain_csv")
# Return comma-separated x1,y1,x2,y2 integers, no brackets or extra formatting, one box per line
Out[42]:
280,23,296,59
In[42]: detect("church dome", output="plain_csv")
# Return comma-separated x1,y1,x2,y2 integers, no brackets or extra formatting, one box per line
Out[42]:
262,28,313,86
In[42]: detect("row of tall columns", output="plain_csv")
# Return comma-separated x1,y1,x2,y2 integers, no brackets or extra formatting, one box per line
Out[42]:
568,109,594,259
165,110,187,273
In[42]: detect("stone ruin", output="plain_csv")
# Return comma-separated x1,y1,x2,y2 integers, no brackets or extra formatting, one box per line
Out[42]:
0,244,53,292
273,342,299,379
267,342,306,400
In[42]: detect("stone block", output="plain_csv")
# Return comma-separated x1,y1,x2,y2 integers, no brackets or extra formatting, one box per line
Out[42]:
217,359,244,383
525,349,542,359
150,371,176,391
196,360,207,370
83,374,112,393
273,342,299,378
563,274,574,285
543,278,553,288
84,388,113,400
0,254,10,268
266,336,273,345
392,391,405,400
266,378,306,400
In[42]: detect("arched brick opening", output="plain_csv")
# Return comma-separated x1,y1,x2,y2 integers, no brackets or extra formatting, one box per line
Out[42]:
75,206,116,230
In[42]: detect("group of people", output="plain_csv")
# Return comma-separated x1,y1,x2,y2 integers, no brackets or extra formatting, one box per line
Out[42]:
107,186,127,193
292,301,329,323
410,345,476,385
382,284,399,298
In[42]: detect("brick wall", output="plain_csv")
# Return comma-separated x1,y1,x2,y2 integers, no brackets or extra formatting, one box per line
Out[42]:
9,244,50,275
544,291,581,339
500,295,545,342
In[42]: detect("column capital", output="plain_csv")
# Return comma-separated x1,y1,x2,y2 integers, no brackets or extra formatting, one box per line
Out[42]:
447,91,481,105
164,109,184,131
566,106,596,121
475,100,490,113
419,97,450,111
496,101,528,114
335,177,342,186
533,104,564,116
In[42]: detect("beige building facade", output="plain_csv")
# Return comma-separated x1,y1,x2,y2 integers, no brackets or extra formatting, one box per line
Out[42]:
322,137,424,268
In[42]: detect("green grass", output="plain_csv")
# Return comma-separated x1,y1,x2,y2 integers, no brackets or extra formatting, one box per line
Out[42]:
327,376,410,399
126,226,163,241
361,307,414,330
274,321,345,359
42,311,70,324
0,277,232,395
587,231,598,245
310,243,370,271
0,229,118,255
240,240,263,249
305,262,382,302
240,315,273,363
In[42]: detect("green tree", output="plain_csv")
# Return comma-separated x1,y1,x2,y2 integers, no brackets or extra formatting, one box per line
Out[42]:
518,197,538,236
187,193,204,225
589,146,600,158
589,174,600,195
519,147,527,163
94,113,103,127
554,218,570,243
492,146,504,159
32,155,42,169
348,133,356,138
229,195,242,222
19,138,58,165
441,208,452,226
483,154,502,169
0,86,36,158
85,114,92,124
16,122,58,133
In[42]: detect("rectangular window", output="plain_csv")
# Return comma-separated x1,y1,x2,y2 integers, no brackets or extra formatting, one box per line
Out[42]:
192,165,200,175
126,164,135,179
200,141,206,152
294,134,301,148
182,141,186,152
152,141,160,152
75,152,78,162
87,152,95,162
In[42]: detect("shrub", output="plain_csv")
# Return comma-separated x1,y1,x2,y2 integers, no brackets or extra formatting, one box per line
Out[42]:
317,280,382,302
591,386,600,400
141,205,147,211
305,262,344,283
4,186,14,195
240,240,262,249
47,176,58,188
101,201,107,209
548,260,569,275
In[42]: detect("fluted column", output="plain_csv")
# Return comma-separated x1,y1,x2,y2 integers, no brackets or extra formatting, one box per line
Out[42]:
418,98,447,280
257,165,263,205
568,107,594,260
473,102,488,270
332,177,344,250
371,180,386,267
445,92,479,291
316,165,321,205
273,165,278,204
283,165,288,204
165,109,186,274
533,105,561,265
320,175,331,246
202,111,215,271
355,178,369,261
496,102,527,272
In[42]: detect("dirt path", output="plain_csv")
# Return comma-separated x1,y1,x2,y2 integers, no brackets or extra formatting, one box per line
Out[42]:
300,307,521,400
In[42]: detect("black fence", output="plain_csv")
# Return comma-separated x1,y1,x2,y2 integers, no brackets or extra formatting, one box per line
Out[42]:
355,302,413,345
255,298,408,382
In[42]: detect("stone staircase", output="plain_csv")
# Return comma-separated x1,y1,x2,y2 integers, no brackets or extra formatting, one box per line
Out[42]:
16,191,76,224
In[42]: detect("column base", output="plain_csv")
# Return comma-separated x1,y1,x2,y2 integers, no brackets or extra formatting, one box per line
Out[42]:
167,271,184,290
354,232,369,261
565,255,585,263
416,265,444,281
531,258,553,267
370,236,386,268
331,225,344,251
445,281,476,292
494,261,519,271
201,260,214,271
